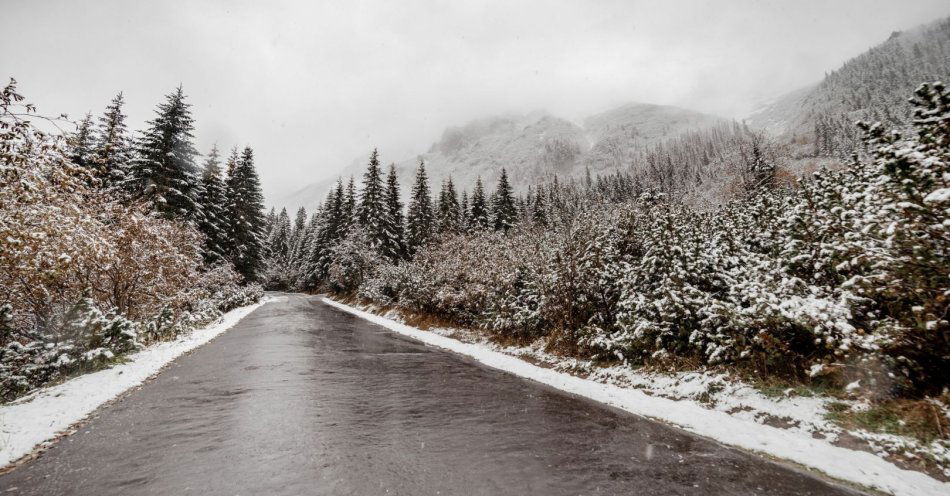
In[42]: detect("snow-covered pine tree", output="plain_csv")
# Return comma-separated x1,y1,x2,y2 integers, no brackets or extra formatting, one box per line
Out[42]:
293,208,320,287
262,207,293,288
343,176,357,233
470,176,489,230
306,180,346,286
436,177,461,234
128,86,201,220
746,135,776,192
93,92,132,193
357,148,390,254
263,206,277,244
269,208,292,262
195,145,229,264
383,162,405,260
459,190,470,231
406,160,434,255
520,186,532,223
492,168,517,231
224,146,266,282
293,207,307,237
289,206,308,271
532,183,547,227
68,112,96,176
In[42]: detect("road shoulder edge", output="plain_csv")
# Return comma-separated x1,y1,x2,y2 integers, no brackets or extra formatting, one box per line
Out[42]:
322,296,946,496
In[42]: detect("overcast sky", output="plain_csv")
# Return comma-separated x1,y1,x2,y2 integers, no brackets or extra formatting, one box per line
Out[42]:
4,0,948,201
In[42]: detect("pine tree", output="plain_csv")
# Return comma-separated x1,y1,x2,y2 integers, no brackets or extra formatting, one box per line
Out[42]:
747,139,776,191
331,179,347,241
290,208,319,288
492,168,517,231
343,176,357,232
357,148,389,252
293,207,307,235
520,187,531,223
128,86,200,220
289,206,308,268
406,160,434,255
263,206,277,242
195,145,228,264
305,181,346,286
225,146,266,282
94,92,132,192
437,177,461,234
68,112,96,174
470,176,490,230
268,208,292,262
460,190,470,231
383,163,405,260
532,183,547,227
262,207,293,289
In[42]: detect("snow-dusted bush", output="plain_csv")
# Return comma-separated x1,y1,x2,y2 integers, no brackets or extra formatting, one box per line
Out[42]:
357,262,407,305
327,228,379,293
781,82,949,395
0,272,261,401
481,208,628,348
0,297,139,400
62,297,142,356
396,232,530,325
1,341,74,400
0,80,201,333
578,194,863,379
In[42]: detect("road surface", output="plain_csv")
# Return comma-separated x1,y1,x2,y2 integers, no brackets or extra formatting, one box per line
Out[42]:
0,294,864,495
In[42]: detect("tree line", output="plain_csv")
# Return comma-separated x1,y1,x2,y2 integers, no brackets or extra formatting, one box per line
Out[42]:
261,149,529,290
66,86,267,281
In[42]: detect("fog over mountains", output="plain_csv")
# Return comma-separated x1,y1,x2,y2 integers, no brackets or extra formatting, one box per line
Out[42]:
276,15,950,211
277,103,722,210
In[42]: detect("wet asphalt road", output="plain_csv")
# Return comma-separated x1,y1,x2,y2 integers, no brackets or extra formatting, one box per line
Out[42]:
0,294,864,495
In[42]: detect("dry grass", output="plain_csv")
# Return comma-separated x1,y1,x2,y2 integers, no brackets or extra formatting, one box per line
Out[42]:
826,394,949,445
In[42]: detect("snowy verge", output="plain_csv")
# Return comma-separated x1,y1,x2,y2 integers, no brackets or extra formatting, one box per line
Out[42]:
0,297,271,469
323,297,949,496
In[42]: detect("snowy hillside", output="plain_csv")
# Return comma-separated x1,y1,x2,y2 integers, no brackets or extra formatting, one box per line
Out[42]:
748,16,950,156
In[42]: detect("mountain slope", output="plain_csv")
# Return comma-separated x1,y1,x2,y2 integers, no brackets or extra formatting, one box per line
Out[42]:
395,103,723,197
583,103,723,173
749,16,950,156
273,103,725,209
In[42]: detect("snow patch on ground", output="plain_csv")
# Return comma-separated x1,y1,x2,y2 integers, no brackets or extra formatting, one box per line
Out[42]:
325,297,949,496
0,298,270,469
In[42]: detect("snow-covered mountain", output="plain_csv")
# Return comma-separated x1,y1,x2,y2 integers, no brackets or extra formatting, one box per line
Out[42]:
275,103,723,209
748,16,950,155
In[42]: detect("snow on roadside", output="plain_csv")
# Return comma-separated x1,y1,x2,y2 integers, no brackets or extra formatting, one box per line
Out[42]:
0,297,272,469
323,297,949,496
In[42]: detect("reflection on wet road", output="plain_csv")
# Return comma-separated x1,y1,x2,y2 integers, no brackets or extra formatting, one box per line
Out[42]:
0,294,863,495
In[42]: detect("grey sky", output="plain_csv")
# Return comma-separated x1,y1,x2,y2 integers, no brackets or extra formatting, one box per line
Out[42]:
3,0,948,201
